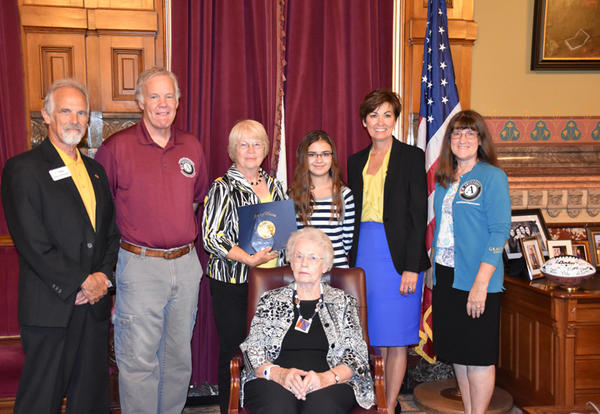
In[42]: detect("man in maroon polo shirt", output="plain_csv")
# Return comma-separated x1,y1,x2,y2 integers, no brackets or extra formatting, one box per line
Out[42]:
95,67,208,413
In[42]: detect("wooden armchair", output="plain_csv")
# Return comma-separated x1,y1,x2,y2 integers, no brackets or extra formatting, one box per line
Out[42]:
228,265,387,413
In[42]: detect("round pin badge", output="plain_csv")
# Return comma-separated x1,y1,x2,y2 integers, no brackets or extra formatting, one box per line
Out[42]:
459,179,482,201
178,157,196,178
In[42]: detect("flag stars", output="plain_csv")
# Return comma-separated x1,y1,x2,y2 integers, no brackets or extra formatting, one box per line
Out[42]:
428,115,434,123
427,82,432,88
438,8,442,15
422,75,428,83
427,98,434,105
440,62,447,69
438,26,445,34
441,96,448,104
439,43,446,51
428,64,432,71
428,47,432,53
441,78,448,86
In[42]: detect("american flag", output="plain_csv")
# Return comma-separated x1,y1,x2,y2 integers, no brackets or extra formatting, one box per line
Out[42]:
415,0,461,363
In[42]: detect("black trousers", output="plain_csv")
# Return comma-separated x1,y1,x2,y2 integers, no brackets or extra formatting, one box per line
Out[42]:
244,378,357,414
209,278,248,414
15,304,110,414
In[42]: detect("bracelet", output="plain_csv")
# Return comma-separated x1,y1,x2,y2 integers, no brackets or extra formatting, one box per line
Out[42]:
330,368,340,384
263,364,279,381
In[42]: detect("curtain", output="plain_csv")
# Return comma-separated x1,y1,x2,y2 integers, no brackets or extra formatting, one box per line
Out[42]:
171,0,284,386
0,0,28,234
0,0,28,337
284,0,393,181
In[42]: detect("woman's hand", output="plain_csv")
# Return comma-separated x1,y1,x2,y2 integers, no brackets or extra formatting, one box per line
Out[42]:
399,270,418,296
274,367,308,400
226,245,277,267
300,370,334,397
249,247,278,267
466,263,495,318
467,281,487,318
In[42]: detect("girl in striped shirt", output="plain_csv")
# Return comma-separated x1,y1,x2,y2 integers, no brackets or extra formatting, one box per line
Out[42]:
289,131,355,267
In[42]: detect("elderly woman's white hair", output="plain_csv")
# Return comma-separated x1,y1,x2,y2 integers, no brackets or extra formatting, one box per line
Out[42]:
286,227,334,271
227,120,270,162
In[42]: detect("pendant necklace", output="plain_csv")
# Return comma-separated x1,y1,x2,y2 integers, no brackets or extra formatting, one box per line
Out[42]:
293,283,324,334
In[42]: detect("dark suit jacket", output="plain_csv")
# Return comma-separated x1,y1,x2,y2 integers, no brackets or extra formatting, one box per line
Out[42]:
2,138,120,328
347,138,430,274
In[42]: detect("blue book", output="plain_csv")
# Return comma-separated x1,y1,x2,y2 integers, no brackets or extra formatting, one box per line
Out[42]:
238,199,297,254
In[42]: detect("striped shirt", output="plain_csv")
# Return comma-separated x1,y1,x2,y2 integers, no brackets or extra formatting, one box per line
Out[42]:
296,186,355,268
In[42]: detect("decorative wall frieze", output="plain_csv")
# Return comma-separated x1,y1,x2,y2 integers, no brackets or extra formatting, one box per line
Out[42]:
30,111,141,155
509,181,600,223
486,116,600,145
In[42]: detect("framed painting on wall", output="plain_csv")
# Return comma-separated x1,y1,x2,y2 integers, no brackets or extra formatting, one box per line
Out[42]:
531,0,600,70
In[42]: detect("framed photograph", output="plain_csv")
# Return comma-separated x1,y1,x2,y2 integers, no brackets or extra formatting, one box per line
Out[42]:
573,241,591,262
547,240,573,258
520,236,545,280
505,209,549,260
531,0,600,70
587,227,600,267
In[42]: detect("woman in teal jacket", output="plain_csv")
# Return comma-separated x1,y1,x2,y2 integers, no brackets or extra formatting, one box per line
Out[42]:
431,110,510,414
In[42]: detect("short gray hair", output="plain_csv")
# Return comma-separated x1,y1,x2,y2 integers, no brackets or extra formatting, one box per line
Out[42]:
42,79,89,119
286,227,334,271
135,67,181,106
227,120,270,162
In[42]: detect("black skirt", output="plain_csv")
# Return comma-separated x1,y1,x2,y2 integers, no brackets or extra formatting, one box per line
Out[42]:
432,263,501,366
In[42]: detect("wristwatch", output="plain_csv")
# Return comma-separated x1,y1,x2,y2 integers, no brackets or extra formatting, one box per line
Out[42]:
264,364,278,380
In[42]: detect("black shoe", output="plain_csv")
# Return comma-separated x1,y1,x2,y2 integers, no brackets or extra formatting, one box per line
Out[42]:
395,401,402,414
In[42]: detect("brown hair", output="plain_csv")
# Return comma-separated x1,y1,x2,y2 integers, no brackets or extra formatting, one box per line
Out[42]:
435,110,499,188
289,131,345,225
359,89,401,122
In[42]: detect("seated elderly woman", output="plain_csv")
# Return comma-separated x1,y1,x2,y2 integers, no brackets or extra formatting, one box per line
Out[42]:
239,227,374,413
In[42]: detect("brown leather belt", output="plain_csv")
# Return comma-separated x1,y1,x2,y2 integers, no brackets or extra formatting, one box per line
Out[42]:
120,241,194,260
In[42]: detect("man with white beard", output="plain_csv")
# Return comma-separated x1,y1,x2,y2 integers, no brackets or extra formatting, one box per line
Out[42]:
1,79,120,413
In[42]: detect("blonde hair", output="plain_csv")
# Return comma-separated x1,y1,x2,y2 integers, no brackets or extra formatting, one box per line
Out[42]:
135,67,181,105
227,120,270,162
286,227,334,271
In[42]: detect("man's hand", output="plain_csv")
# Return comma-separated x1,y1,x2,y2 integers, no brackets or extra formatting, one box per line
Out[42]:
74,290,89,305
81,272,111,304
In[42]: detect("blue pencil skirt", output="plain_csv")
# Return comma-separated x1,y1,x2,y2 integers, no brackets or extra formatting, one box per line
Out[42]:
355,222,423,346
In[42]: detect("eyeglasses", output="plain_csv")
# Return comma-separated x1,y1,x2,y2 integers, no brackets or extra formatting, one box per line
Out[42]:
292,251,323,264
238,141,264,151
451,129,478,140
307,151,332,159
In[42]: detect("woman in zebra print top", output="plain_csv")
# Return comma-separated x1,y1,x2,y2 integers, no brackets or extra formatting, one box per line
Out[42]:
289,131,355,268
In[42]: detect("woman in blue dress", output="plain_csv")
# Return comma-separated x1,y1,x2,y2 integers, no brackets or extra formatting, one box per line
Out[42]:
347,90,429,414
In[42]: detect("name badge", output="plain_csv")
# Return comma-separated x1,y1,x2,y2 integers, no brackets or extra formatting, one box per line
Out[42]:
49,166,71,181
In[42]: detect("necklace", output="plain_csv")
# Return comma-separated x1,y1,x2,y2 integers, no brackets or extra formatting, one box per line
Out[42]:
247,169,265,186
293,283,324,334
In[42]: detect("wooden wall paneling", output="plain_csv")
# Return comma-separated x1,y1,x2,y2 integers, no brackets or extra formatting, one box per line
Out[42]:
89,9,158,31
19,5,87,28
87,0,154,10
24,31,87,111
96,33,155,112
22,0,83,6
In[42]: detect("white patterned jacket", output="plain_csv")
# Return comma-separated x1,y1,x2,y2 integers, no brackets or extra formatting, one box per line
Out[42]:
239,283,375,409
